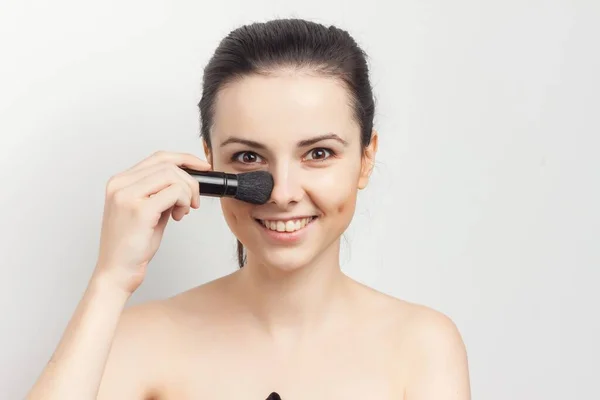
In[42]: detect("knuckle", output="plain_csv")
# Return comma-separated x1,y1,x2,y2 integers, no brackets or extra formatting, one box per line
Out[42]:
170,168,183,182
111,189,130,207
105,175,120,195
156,161,172,174
152,150,168,159
168,163,181,174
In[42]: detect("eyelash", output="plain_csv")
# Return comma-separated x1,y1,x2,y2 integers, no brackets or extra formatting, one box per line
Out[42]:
231,148,336,164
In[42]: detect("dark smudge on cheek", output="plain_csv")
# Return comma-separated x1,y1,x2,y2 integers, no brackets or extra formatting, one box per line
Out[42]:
329,184,357,216
337,201,346,214
304,162,361,220
336,191,358,216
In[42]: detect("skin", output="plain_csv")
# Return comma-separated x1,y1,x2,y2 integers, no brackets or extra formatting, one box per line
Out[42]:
27,70,470,399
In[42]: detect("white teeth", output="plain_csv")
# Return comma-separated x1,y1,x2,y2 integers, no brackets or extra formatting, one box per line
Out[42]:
285,220,295,232
260,217,313,233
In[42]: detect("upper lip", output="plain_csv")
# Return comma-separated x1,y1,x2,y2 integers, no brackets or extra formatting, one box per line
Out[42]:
254,215,317,221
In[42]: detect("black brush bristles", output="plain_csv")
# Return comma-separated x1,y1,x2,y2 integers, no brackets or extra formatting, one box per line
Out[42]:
235,170,274,204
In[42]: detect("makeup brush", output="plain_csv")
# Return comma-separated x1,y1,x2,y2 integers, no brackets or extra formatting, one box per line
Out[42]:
181,168,274,205
266,392,281,400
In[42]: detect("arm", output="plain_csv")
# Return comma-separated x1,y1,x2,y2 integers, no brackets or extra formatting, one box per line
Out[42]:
26,272,129,400
25,151,208,399
404,310,471,400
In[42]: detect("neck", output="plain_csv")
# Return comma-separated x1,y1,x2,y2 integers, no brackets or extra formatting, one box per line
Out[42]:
233,241,348,339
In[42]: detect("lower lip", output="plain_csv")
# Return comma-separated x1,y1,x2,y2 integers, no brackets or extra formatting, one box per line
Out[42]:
255,217,318,244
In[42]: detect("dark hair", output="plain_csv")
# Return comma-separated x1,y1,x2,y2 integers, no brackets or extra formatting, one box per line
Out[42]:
198,18,375,268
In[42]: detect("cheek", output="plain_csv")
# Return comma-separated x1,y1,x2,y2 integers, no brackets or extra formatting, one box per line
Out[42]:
220,198,251,231
306,166,360,217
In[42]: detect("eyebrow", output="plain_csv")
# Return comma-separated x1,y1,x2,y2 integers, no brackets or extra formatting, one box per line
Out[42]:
219,133,349,149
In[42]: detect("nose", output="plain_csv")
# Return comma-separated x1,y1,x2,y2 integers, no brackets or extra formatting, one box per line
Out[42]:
268,164,304,209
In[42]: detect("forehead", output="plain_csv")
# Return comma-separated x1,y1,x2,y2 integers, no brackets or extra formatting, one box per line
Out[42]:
211,71,358,144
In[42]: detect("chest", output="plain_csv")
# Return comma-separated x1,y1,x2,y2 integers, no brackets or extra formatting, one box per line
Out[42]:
155,369,401,400
152,337,406,399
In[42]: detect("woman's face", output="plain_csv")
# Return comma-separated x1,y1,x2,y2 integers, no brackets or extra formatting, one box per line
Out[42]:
206,71,377,271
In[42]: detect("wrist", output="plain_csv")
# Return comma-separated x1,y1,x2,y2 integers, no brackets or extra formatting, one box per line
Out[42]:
89,268,132,304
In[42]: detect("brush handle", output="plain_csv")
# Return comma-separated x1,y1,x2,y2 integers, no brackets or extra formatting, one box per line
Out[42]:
180,168,238,198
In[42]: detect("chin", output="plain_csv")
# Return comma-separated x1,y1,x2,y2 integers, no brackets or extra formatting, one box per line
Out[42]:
248,247,316,272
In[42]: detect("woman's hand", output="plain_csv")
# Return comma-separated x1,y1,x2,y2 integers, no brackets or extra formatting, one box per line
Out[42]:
94,151,210,294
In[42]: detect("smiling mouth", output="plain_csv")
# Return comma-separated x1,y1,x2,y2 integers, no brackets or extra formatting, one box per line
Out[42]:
254,216,318,233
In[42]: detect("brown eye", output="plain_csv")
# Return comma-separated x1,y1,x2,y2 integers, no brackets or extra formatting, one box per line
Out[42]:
233,151,263,164
305,148,332,161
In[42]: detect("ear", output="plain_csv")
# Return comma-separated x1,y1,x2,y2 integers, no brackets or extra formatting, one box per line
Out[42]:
358,130,378,190
202,138,213,166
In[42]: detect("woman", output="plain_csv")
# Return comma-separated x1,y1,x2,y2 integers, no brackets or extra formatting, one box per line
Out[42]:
27,19,470,399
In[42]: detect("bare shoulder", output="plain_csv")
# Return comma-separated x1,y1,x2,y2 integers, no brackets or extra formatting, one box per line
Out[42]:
350,280,466,346
106,273,232,345
97,275,232,399
403,303,471,399
396,301,467,356
349,281,471,399
389,300,471,399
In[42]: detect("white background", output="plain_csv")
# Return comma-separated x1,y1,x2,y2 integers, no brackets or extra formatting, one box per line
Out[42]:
1,0,599,399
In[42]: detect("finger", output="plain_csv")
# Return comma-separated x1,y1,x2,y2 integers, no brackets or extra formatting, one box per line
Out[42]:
154,208,173,236
127,151,211,174
121,168,193,209
146,184,191,220
112,163,201,209
109,162,169,195
171,197,190,221
171,204,188,221
178,168,204,209
166,166,200,210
